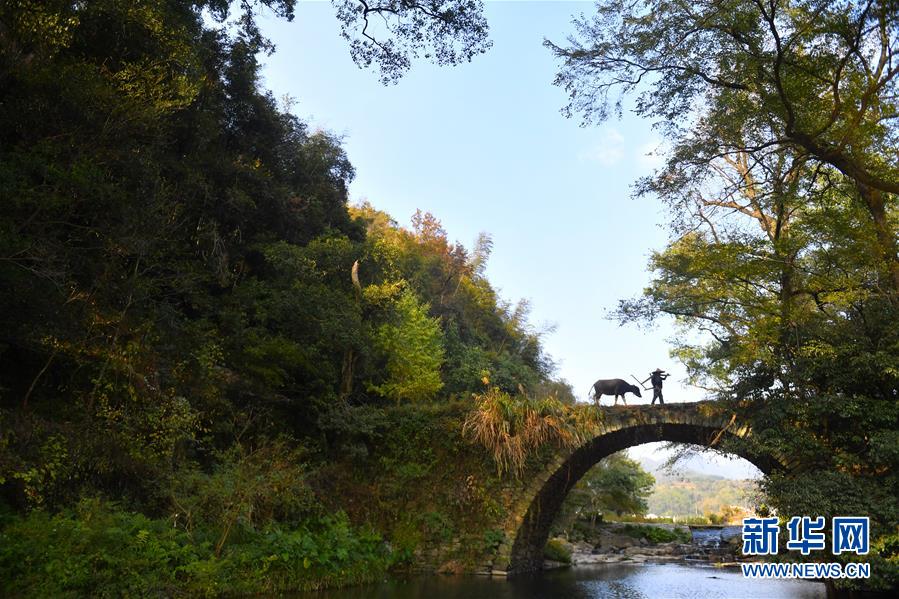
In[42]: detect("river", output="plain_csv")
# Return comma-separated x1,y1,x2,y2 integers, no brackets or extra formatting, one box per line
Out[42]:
302,562,827,598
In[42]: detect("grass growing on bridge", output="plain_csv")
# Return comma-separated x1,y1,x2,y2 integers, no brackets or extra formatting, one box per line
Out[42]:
462,388,601,476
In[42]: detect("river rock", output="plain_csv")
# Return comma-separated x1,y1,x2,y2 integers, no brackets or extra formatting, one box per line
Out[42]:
570,553,604,565
595,532,641,552
656,542,689,555
621,542,691,557
572,541,594,554
571,550,633,564
437,560,465,575
625,555,648,563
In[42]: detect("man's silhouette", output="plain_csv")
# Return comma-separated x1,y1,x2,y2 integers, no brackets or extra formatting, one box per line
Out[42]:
642,368,669,405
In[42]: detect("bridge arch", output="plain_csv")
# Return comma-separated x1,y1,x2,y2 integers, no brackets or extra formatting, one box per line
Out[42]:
491,402,792,574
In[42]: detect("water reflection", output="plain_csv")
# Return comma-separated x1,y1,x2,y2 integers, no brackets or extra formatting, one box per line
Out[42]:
301,563,826,599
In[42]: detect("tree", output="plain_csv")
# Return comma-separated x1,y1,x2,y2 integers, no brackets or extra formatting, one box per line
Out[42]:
546,0,899,295
353,203,556,397
547,1,899,588
558,453,655,526
207,0,492,83
332,0,491,83
0,0,369,505
367,287,445,402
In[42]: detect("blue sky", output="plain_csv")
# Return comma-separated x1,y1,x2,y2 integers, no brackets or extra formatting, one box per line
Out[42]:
256,2,760,478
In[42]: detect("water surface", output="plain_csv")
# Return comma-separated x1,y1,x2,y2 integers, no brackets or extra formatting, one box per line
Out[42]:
304,562,827,598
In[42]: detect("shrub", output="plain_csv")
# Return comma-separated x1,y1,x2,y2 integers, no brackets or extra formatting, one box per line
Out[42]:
168,441,318,555
543,538,572,564
0,499,196,597
621,524,691,544
0,499,391,597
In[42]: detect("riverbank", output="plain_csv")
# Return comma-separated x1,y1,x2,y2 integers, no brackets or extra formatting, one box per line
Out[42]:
546,522,744,568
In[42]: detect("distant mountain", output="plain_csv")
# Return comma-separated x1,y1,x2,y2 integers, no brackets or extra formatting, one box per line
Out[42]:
647,475,757,519
633,448,762,480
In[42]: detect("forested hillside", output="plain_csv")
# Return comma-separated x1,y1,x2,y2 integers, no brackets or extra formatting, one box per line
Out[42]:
0,1,572,594
647,471,756,522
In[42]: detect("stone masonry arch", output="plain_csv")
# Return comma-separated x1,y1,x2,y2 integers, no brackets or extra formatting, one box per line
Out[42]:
490,401,798,575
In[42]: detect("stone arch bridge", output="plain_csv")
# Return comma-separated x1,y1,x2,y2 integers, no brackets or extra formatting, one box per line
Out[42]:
488,401,799,575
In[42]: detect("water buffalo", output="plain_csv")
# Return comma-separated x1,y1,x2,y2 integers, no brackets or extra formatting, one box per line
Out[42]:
588,378,642,406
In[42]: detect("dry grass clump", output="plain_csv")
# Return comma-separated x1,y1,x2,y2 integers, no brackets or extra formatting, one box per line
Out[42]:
462,388,601,477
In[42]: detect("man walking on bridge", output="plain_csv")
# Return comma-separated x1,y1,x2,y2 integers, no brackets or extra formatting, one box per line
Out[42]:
642,368,669,405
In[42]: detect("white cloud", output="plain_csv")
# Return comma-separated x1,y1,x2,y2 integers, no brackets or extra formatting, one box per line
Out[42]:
579,128,625,167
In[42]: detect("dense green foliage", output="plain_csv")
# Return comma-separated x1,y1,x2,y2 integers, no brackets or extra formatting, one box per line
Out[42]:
0,499,390,596
553,453,655,534
549,0,899,590
0,1,557,593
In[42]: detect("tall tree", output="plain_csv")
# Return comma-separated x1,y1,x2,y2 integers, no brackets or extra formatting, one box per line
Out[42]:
547,0,899,588
556,453,655,528
547,0,899,294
